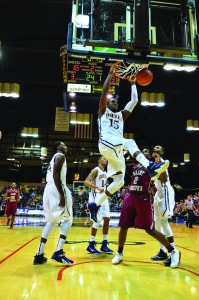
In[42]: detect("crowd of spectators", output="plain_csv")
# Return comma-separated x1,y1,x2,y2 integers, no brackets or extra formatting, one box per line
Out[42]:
173,193,199,225
0,183,199,226
0,184,44,214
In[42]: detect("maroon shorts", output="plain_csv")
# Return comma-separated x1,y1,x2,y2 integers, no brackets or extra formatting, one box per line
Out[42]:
119,192,155,230
6,202,17,217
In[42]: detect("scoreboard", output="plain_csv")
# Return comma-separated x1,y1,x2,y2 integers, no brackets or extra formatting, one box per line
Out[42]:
64,53,120,94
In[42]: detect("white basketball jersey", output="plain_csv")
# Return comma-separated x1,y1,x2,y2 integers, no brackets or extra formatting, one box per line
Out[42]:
155,158,171,189
89,167,107,202
46,153,67,185
98,107,124,141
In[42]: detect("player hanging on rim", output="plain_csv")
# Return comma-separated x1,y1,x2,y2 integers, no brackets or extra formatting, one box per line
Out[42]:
88,63,170,222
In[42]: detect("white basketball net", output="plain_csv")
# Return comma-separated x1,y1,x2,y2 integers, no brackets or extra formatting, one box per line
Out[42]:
114,61,149,79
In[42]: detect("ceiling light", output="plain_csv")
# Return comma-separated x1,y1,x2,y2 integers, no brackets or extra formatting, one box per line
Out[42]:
10,83,20,98
41,147,48,157
124,132,134,139
1,83,10,97
141,92,165,107
75,14,89,28
21,127,28,136
186,119,194,130
186,119,199,131
83,114,90,124
70,112,77,124
0,82,20,97
69,101,77,112
34,140,40,148
172,163,178,168
69,92,76,97
76,113,83,124
149,93,156,106
156,93,165,107
21,127,39,137
141,92,149,106
193,120,199,131
27,127,33,136
163,64,198,72
32,128,39,137
184,153,190,162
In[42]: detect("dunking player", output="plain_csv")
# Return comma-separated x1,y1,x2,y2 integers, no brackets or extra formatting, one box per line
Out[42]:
33,141,73,265
151,145,180,267
88,64,170,222
112,149,181,268
5,182,20,229
84,156,113,254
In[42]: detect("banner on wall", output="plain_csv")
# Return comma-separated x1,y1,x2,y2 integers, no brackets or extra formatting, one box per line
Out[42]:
54,107,69,132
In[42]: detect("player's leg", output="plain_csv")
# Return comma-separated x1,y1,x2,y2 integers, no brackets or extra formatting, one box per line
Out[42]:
145,228,173,253
87,218,101,254
100,214,113,253
97,172,124,205
150,217,168,260
5,203,11,226
51,187,74,264
51,219,74,264
33,186,55,265
33,221,54,265
152,188,180,268
112,193,134,264
10,203,17,229
160,218,181,268
151,191,169,260
155,184,179,264
112,228,128,264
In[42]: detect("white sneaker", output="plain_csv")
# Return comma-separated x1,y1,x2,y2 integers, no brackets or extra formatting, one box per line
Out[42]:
170,249,181,268
112,252,123,265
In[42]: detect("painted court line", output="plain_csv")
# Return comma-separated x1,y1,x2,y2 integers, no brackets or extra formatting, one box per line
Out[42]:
57,260,199,281
0,237,39,264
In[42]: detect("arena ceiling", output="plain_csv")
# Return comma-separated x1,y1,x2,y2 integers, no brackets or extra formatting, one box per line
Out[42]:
0,0,199,188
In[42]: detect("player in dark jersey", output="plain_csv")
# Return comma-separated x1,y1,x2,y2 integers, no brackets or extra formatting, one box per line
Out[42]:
112,149,181,268
5,182,20,229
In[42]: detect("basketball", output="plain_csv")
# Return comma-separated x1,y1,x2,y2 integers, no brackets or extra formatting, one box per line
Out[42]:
136,69,153,86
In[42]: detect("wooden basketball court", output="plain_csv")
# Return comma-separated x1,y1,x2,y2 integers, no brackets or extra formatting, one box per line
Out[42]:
0,217,198,300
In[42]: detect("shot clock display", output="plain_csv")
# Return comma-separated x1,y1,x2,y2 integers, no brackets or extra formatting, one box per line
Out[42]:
66,53,120,94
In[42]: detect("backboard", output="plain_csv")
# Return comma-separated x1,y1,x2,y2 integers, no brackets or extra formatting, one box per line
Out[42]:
66,0,199,68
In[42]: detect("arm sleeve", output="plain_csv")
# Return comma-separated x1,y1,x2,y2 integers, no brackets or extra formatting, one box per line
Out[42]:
124,84,138,112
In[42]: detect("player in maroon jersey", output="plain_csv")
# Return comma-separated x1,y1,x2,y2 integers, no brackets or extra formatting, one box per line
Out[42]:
112,149,181,268
5,182,20,229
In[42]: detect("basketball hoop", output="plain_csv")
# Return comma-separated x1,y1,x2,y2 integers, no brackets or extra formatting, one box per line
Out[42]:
114,61,149,80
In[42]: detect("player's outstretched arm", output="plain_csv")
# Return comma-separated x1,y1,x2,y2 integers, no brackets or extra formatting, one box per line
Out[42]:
98,64,115,117
123,76,138,121
84,168,104,192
